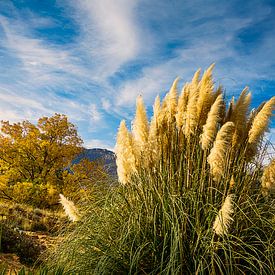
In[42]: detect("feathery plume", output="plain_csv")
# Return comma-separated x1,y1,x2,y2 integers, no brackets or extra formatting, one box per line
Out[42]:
208,122,235,181
160,77,179,124
191,68,201,88
200,94,223,150
184,88,199,138
182,69,202,137
261,159,275,196
115,120,136,184
246,102,265,137
245,102,267,159
167,77,179,118
59,194,80,222
197,64,215,125
176,83,190,130
213,194,235,236
231,88,251,147
132,96,149,150
149,95,161,140
248,97,275,144
184,70,203,138
247,102,265,129
148,95,162,162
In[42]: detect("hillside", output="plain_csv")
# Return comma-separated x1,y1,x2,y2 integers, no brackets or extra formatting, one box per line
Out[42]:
74,148,117,177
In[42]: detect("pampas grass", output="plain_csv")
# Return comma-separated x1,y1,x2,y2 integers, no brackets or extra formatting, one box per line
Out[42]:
207,122,235,182
132,95,149,151
261,159,275,195
213,194,235,236
248,96,275,144
115,120,136,184
48,65,275,275
231,87,251,147
200,94,223,150
197,63,215,125
162,77,179,123
184,83,199,138
176,84,189,129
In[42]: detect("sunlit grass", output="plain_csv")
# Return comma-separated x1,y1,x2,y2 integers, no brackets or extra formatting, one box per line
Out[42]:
46,65,275,274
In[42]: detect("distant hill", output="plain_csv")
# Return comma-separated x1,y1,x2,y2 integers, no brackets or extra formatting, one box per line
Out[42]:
74,148,117,177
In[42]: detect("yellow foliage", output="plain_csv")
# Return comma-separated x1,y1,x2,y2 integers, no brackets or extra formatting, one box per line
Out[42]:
0,114,83,207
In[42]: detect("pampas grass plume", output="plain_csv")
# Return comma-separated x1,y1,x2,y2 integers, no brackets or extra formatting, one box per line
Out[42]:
261,159,275,196
159,77,179,125
166,77,179,118
231,87,251,146
192,68,201,86
148,95,162,162
213,194,234,236
208,122,235,181
184,85,199,138
197,64,215,124
132,96,149,149
248,97,275,144
115,120,136,184
59,194,80,222
224,96,235,123
200,94,223,150
149,95,161,139
176,83,189,130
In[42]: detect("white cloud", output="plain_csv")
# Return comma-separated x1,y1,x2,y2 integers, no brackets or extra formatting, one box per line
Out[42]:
0,15,89,88
67,0,141,79
101,98,111,112
89,103,102,123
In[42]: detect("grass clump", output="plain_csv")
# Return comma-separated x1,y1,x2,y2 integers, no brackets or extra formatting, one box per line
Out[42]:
47,65,275,274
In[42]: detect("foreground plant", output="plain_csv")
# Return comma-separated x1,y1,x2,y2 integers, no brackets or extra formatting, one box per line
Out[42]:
48,65,275,274
59,194,80,222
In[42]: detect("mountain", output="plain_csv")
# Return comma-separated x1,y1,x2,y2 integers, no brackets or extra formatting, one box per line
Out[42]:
74,148,117,177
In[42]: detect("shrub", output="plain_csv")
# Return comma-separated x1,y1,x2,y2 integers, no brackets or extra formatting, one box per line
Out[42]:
47,65,275,274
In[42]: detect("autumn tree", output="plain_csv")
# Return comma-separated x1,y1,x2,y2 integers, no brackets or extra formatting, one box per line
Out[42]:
63,158,112,201
0,114,83,207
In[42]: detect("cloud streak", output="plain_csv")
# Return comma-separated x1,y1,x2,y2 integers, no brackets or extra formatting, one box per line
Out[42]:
66,0,142,80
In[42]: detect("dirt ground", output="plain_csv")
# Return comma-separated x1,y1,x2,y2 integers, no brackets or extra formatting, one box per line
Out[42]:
0,253,27,273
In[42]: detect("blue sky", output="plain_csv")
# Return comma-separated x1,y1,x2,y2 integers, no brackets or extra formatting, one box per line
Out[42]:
0,0,274,150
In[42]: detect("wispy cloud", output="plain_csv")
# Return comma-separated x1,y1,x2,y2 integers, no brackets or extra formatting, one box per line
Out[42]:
0,15,90,87
66,0,142,80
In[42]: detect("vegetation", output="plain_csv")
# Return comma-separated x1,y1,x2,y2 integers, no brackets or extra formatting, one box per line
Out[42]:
0,65,274,274
0,114,112,272
46,65,275,274
0,114,83,208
